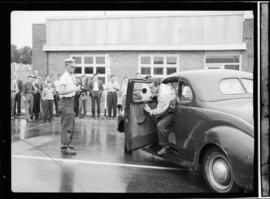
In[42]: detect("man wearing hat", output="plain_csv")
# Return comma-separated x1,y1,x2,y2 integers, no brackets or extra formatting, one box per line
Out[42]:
58,58,80,155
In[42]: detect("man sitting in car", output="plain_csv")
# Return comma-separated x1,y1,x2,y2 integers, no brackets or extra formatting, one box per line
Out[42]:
144,79,176,155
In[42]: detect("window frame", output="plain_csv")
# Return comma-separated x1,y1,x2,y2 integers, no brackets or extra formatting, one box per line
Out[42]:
70,54,108,83
204,54,242,71
177,78,194,105
218,78,247,95
138,54,179,78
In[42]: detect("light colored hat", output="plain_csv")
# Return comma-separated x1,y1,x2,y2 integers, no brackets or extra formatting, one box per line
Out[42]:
64,58,75,64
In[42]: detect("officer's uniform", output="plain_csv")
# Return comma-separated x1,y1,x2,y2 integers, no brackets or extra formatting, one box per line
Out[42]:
59,61,77,150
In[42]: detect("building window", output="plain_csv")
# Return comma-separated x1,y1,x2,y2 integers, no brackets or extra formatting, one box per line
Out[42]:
84,57,93,64
71,55,107,83
205,55,241,70
96,57,105,64
84,67,93,74
139,54,179,78
96,67,105,74
74,67,82,74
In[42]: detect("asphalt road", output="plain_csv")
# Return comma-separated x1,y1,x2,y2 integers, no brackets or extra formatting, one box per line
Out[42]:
11,117,209,193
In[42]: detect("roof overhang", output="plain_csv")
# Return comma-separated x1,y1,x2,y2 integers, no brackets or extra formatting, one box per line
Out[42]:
43,43,246,51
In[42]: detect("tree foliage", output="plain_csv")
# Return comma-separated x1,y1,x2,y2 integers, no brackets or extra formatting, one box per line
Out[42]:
11,44,32,65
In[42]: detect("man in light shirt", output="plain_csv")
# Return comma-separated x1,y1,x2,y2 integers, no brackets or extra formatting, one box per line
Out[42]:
89,73,103,119
54,74,62,116
144,79,176,155
106,75,120,118
58,58,80,155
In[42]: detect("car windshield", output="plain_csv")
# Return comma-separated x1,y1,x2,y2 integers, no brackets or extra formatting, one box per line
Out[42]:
241,78,253,94
219,78,245,95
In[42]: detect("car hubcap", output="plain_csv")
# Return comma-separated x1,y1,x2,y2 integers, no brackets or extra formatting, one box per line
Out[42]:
208,155,232,192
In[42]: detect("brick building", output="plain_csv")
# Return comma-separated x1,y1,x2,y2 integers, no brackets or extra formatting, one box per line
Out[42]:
32,11,254,86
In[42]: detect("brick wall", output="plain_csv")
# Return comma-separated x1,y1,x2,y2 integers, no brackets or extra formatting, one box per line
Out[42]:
180,52,204,71
242,18,254,73
32,24,47,77
48,52,70,76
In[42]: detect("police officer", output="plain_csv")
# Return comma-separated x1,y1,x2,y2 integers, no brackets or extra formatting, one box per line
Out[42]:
58,58,80,155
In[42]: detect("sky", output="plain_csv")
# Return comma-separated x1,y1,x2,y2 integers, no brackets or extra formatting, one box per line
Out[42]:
11,11,254,49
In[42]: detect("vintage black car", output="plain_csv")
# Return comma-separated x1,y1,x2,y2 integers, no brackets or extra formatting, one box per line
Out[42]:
117,69,254,193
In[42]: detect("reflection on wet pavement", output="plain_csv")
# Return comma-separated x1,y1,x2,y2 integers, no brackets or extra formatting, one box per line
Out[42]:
11,118,209,193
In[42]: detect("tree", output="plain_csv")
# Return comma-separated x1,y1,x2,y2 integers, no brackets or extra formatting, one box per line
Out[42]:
11,44,19,63
11,45,32,64
17,46,32,65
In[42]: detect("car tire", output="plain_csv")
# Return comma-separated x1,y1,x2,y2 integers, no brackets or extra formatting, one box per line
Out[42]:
202,147,241,193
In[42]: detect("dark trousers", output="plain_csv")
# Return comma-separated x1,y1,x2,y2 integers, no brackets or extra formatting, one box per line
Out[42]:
91,91,101,117
157,113,174,146
14,93,21,114
33,93,40,120
74,94,79,117
60,97,75,147
107,92,117,117
54,94,60,115
40,98,46,120
79,98,87,117
44,99,53,121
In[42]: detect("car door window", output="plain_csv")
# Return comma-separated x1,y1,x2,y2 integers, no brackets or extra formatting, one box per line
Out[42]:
178,80,193,103
132,82,152,102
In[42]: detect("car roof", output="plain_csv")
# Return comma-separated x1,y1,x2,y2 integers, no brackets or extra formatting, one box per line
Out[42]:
164,69,253,102
165,69,253,80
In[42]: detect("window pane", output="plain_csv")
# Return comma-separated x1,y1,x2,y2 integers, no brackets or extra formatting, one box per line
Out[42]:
167,67,177,75
224,65,240,70
74,67,82,74
154,57,164,64
96,67,105,74
141,56,151,64
207,66,221,69
84,57,93,64
154,67,163,75
98,77,105,84
167,57,177,64
133,82,152,102
219,79,245,94
96,57,105,64
206,56,239,63
73,57,82,64
241,78,253,94
179,82,193,103
84,67,93,74
141,67,151,75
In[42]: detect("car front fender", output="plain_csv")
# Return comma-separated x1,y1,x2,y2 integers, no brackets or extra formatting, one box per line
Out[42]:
195,125,254,190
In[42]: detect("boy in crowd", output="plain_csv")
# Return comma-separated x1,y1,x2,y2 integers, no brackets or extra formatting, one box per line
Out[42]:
54,74,62,117
43,81,55,122
78,75,88,119
23,75,34,122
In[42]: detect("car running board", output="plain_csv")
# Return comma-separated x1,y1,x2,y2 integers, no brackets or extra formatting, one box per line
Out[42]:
141,144,193,168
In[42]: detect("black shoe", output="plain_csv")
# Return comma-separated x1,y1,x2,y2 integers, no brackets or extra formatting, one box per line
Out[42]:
61,147,76,155
157,146,169,155
68,145,75,149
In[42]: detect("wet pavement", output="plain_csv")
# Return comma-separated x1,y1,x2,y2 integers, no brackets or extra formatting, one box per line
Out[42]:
11,117,209,193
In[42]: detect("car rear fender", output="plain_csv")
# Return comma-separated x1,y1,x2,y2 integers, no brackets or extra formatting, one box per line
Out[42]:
194,125,254,190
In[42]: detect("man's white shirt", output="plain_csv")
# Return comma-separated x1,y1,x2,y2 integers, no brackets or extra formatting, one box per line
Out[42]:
59,71,76,98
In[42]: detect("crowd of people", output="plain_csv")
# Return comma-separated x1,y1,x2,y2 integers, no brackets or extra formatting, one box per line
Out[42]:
11,69,129,122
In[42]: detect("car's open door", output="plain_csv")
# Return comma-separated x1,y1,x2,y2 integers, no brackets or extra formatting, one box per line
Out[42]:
124,79,158,152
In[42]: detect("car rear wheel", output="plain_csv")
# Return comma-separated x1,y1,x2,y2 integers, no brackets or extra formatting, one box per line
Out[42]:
202,147,241,193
